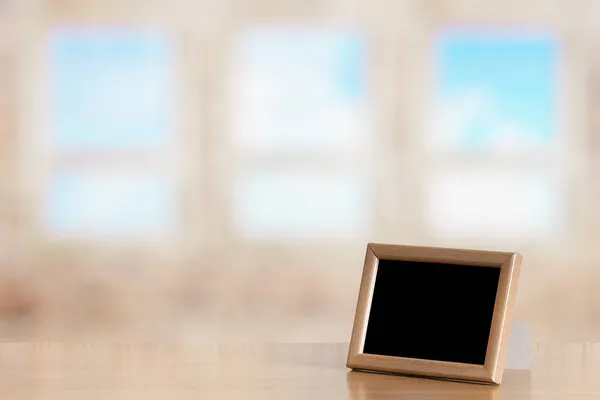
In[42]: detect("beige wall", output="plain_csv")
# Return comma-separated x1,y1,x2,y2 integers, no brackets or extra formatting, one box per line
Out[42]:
0,0,599,342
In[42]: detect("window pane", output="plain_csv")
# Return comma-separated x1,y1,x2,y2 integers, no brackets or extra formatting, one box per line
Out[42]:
46,169,176,238
425,168,563,240
49,28,172,151
231,28,368,153
234,170,371,240
429,31,557,152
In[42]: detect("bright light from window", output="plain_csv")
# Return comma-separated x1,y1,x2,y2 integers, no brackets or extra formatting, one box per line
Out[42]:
426,168,563,240
231,27,368,154
234,170,371,241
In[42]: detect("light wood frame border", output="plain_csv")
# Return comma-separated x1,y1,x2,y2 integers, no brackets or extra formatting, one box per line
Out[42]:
347,243,521,385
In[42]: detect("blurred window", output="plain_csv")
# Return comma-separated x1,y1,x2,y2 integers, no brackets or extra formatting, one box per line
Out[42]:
45,28,177,239
428,32,557,153
231,27,368,153
426,31,563,240
234,170,370,240
426,168,563,240
47,169,176,238
231,28,371,241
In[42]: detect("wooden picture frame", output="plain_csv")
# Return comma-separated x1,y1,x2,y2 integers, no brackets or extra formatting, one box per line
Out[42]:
347,243,521,384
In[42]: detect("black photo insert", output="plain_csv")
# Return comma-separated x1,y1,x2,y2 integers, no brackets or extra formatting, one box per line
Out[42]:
363,259,501,365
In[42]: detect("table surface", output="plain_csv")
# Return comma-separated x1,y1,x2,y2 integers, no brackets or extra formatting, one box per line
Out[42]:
1,342,599,399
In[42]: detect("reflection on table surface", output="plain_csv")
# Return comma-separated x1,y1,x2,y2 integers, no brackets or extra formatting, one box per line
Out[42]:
0,343,598,399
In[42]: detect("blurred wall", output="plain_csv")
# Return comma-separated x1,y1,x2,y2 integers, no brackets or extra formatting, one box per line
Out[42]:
0,0,599,341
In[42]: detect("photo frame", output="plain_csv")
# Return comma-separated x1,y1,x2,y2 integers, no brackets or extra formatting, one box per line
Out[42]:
347,243,521,384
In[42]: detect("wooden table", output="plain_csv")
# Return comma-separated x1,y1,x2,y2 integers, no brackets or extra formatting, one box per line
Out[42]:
0,342,599,399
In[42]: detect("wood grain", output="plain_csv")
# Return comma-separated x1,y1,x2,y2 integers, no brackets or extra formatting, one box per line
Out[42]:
486,252,522,383
0,342,599,399
368,243,513,267
349,353,490,382
346,245,378,363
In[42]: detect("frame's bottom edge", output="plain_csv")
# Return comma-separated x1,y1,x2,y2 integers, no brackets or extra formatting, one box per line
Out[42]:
348,368,499,386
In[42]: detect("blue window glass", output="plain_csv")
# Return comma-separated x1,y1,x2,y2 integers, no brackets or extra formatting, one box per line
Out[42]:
46,29,176,238
50,28,173,151
432,31,557,152
46,169,176,238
